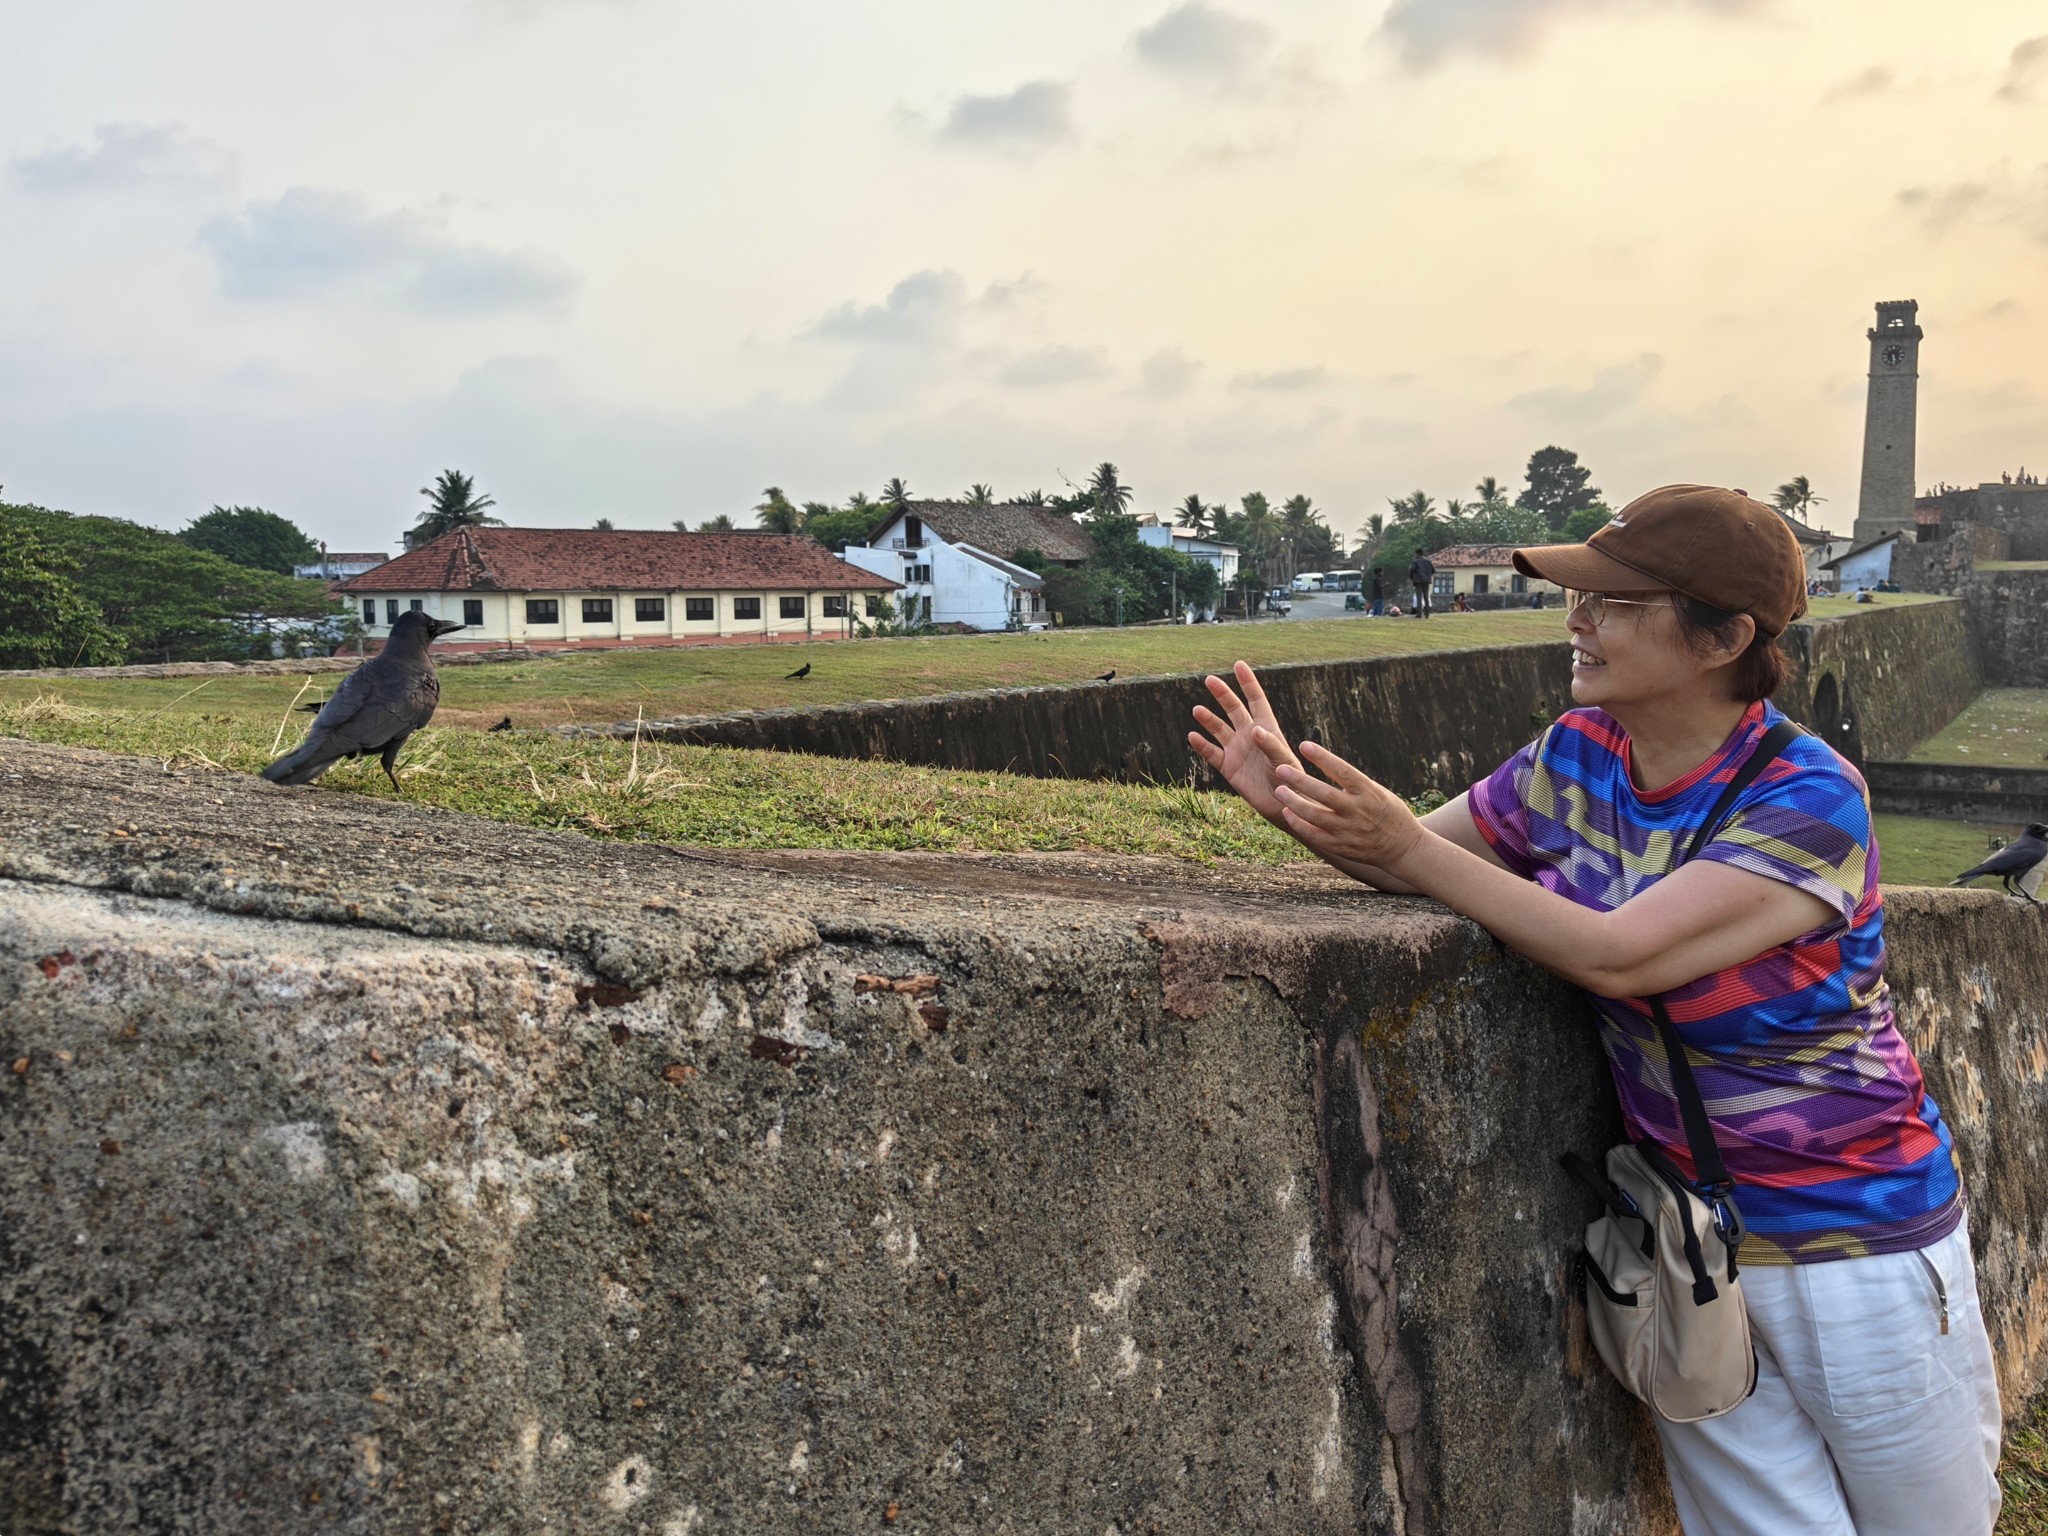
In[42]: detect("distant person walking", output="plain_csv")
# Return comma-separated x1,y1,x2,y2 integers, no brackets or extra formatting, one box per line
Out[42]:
1370,567,1385,617
1407,553,1435,618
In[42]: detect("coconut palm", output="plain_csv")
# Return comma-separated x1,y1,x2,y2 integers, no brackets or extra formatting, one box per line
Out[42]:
593,517,615,530
1772,476,1825,521
965,484,995,508
754,487,802,534
1178,493,1211,537
1009,489,1048,507
881,478,913,512
700,513,736,532
1390,490,1436,527
1474,476,1508,508
1088,462,1133,517
672,518,691,532
408,470,501,548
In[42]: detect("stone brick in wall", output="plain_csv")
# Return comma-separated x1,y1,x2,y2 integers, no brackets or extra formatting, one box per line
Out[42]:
5,740,2047,1535
1773,598,1980,763
1862,761,2048,823
1965,569,2048,688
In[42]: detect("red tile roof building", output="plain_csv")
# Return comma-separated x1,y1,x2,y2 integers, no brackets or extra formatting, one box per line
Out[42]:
338,528,898,650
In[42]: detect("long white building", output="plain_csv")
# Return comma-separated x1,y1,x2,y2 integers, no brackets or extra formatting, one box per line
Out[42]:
339,527,898,650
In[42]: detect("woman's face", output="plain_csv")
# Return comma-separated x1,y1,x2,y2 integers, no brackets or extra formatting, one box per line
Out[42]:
1566,591,1709,710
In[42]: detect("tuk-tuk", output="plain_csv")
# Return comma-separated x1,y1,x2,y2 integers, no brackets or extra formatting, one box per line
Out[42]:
1343,593,1366,611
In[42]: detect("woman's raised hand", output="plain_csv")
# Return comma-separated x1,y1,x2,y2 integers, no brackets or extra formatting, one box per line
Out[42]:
1265,739,1423,873
1187,661,1299,825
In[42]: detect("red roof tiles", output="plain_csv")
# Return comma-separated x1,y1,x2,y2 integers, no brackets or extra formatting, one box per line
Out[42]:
339,528,899,594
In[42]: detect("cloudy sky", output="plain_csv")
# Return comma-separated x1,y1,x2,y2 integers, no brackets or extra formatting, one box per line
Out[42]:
4,0,2043,551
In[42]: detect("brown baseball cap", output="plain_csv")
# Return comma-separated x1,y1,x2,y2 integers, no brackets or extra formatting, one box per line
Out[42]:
1513,484,1809,636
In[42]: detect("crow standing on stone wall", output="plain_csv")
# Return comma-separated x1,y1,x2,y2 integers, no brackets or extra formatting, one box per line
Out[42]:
1951,823,2047,905
261,611,465,792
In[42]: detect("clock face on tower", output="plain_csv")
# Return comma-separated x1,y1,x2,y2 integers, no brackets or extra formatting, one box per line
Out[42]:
1882,343,1906,367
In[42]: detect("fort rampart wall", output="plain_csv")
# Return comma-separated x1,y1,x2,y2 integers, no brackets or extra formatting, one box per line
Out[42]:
3,739,2044,1535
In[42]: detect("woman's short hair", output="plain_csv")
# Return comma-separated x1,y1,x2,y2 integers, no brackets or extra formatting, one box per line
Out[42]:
1670,594,1788,703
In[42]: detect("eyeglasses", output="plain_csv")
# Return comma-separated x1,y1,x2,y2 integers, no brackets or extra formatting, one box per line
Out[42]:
1569,592,1669,627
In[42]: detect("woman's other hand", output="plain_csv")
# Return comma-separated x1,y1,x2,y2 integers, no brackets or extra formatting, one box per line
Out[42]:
1188,661,1300,825
1266,739,1425,873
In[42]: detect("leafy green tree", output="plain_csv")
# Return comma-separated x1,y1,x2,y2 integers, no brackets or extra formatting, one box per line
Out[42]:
803,501,889,553
1516,447,1600,532
754,487,802,533
409,470,500,549
801,501,834,526
965,484,995,508
1561,504,1615,542
881,478,913,513
178,505,320,575
1087,462,1133,517
700,514,737,532
1772,477,1825,521
0,507,124,667
1464,500,1551,546
7,504,337,662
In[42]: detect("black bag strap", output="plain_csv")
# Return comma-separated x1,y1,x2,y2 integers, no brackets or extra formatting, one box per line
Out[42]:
1651,717,1804,1197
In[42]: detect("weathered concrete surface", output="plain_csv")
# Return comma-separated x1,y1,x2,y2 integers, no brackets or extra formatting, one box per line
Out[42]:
1863,760,2048,823
2,740,2044,1535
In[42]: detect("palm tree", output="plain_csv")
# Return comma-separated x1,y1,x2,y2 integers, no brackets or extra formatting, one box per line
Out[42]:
1390,490,1436,527
408,470,501,548
881,478,913,513
700,513,736,532
1236,492,1280,584
1773,476,1825,522
845,491,874,513
593,517,615,530
965,483,995,508
671,517,691,532
1009,488,1048,507
802,501,833,527
754,486,802,534
1088,462,1133,518
1474,476,1508,508
1442,498,1469,539
1178,493,1210,537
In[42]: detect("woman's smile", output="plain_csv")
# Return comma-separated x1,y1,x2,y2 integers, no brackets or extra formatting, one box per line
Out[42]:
1571,643,1607,670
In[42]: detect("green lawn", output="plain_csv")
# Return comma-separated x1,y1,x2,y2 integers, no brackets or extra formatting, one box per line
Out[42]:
0,596,1938,731
1872,814,2025,888
0,611,1575,730
1909,689,2048,768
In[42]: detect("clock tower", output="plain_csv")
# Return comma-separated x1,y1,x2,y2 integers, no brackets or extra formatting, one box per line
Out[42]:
1852,299,1922,549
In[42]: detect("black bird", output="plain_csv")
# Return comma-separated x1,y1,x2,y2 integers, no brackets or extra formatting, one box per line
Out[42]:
488,716,514,732
785,662,811,680
261,611,465,791
1951,823,2047,904
1095,669,1116,682
296,695,328,713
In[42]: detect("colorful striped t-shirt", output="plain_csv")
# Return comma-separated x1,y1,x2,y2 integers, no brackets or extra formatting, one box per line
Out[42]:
1467,699,1962,1265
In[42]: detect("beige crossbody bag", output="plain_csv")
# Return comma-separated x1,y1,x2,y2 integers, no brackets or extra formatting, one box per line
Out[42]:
1563,718,1801,1422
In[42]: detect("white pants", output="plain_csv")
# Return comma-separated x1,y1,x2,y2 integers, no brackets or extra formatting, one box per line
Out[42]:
1655,1219,2002,1536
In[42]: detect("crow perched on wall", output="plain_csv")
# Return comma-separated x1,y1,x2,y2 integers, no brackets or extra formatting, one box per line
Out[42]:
1951,823,2047,905
1095,670,1116,682
261,612,465,791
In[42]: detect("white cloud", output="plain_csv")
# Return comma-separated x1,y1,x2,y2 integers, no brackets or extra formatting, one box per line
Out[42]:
1138,347,1202,397
197,189,576,316
1897,166,2048,246
10,123,235,195
809,269,970,347
933,81,1075,155
1134,3,1277,85
1996,36,2048,103
1508,353,1663,420
1820,66,1894,105
1379,0,1756,71
996,345,1110,387
1232,365,1328,391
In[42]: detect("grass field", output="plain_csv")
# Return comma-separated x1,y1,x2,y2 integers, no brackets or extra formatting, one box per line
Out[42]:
0,595,1938,730
1910,689,2048,768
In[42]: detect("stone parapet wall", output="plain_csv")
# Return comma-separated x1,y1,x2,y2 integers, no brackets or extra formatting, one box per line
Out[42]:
616,602,1977,794
1773,598,1979,763
1863,760,2048,823
4,741,2047,1535
1965,569,2048,688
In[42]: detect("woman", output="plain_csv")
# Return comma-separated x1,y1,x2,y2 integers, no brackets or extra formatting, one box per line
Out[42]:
1190,485,2001,1535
